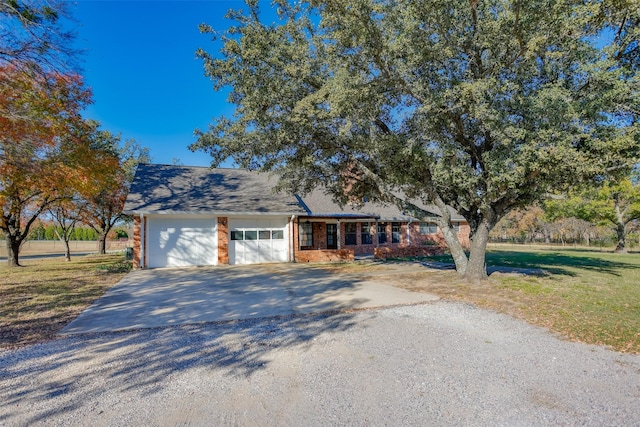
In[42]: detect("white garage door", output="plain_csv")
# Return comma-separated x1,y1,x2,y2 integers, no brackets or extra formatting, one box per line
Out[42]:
229,218,288,265
147,217,217,268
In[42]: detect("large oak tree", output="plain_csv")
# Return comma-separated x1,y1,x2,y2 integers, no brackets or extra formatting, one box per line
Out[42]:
193,0,639,281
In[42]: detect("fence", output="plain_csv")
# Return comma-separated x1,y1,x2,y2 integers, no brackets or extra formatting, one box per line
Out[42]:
0,240,134,257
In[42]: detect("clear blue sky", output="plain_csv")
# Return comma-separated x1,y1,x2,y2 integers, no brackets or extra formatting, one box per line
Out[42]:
69,0,247,167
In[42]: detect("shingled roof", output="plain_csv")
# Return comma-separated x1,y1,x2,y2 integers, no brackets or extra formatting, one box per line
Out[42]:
296,189,466,222
123,164,305,215
123,164,465,221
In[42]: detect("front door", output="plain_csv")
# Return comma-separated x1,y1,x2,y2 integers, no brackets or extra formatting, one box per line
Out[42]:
326,223,338,249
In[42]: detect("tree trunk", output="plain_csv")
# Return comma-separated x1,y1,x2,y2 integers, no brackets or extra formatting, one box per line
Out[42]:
98,233,107,255
55,230,72,262
6,236,21,267
614,221,627,253
440,224,468,274
63,239,71,261
463,220,490,283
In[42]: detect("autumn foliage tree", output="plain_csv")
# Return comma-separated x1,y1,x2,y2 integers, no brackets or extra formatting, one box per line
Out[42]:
0,0,77,75
78,128,150,255
0,66,117,266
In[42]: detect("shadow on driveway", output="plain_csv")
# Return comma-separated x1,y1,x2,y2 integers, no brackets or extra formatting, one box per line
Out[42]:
61,263,437,335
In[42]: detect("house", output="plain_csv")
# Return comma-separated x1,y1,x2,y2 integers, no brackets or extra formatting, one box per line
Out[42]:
123,164,470,268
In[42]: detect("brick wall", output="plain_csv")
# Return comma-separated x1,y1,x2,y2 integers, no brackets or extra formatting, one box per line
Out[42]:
133,215,141,268
296,249,354,263
293,218,470,262
374,246,445,259
218,216,229,265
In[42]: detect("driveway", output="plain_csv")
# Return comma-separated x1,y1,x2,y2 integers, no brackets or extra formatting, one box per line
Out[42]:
62,262,438,335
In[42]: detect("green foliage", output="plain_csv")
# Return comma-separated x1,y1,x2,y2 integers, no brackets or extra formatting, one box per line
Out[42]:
194,0,639,279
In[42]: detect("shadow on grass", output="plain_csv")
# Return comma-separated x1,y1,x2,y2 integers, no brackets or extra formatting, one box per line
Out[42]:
426,249,640,277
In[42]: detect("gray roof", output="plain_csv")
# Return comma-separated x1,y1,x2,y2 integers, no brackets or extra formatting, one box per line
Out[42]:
123,164,306,215
123,164,465,222
297,189,466,222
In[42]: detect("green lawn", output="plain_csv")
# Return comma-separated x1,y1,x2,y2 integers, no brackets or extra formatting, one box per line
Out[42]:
0,254,130,349
425,247,640,353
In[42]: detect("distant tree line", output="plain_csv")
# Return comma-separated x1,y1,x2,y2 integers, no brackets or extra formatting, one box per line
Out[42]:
491,170,640,251
490,205,639,249
22,224,130,242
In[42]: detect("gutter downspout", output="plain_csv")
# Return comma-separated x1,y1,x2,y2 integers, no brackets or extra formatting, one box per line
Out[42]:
407,218,412,246
289,215,296,262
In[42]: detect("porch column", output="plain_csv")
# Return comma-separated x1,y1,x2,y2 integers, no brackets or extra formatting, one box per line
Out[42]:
375,220,379,248
139,213,145,269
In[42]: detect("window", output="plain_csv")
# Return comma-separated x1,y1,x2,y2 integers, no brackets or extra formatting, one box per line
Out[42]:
299,222,313,248
392,222,401,243
231,228,284,241
361,222,372,245
259,230,271,240
420,222,438,235
345,222,357,245
452,222,460,233
377,222,387,244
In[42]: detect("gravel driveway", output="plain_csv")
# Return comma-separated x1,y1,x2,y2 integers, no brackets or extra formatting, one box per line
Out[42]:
2,301,639,426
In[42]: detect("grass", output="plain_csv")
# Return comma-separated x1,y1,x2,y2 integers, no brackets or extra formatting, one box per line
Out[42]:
0,254,131,349
390,247,640,353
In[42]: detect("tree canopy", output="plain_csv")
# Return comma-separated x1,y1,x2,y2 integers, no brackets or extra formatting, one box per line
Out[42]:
0,0,77,75
193,0,639,281
0,67,119,266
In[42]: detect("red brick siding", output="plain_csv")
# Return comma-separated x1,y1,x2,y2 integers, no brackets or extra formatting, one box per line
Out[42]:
374,246,445,259
296,249,354,263
217,216,228,265
133,216,141,268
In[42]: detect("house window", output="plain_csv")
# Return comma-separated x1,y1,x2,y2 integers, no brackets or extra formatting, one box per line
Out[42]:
361,222,372,245
245,230,257,240
231,230,243,240
259,230,271,240
452,222,460,233
420,222,438,234
271,230,284,240
345,222,357,245
299,222,313,248
377,222,387,244
392,222,401,243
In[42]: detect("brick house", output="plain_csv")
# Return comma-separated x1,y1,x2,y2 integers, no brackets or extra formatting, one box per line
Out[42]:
123,164,470,268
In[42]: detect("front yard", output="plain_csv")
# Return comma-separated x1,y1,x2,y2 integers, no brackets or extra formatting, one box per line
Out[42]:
385,247,640,353
1,247,638,354
0,254,130,348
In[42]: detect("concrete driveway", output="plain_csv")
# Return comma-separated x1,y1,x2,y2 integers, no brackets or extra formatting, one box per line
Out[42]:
62,263,437,335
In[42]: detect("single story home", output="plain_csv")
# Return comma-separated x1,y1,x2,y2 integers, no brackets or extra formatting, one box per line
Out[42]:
123,164,470,268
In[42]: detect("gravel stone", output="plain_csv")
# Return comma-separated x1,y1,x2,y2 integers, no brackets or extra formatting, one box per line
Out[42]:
1,301,639,426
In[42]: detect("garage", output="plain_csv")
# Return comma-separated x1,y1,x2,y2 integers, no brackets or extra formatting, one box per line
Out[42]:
147,216,218,268
228,218,289,265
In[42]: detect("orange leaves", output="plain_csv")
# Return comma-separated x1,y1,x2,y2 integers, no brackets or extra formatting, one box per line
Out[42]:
0,65,106,235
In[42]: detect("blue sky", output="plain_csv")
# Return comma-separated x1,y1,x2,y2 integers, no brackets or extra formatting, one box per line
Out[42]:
69,0,247,167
